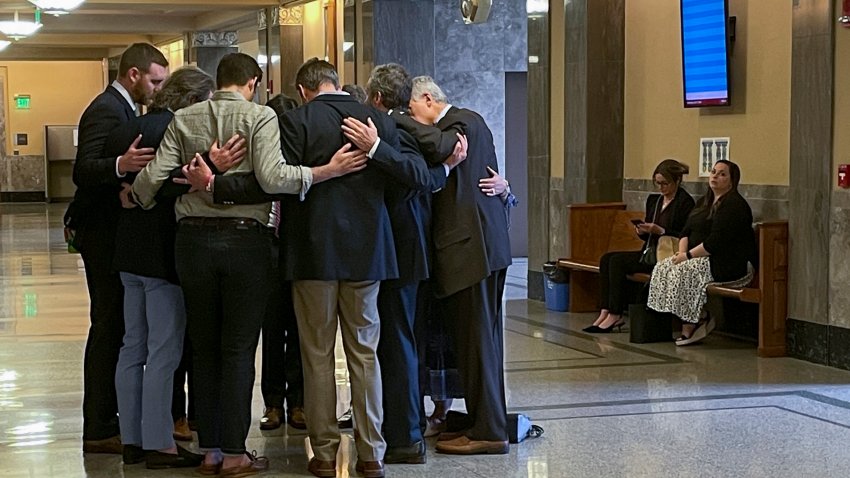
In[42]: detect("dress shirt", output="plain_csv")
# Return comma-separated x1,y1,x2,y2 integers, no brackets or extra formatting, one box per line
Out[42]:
130,90,313,225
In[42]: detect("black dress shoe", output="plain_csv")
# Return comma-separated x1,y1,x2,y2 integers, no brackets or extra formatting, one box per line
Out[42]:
384,440,426,464
122,444,146,465
582,325,601,332
145,445,204,469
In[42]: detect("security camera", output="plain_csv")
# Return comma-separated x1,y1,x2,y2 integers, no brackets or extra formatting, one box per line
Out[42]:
461,0,491,24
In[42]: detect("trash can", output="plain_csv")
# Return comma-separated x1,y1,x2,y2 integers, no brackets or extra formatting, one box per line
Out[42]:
542,261,569,312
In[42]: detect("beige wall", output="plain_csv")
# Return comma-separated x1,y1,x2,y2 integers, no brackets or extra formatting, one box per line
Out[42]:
624,0,791,185
2,60,105,156
834,0,850,186
303,0,326,61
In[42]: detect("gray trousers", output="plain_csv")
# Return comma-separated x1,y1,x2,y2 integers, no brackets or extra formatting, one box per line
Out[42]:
115,272,186,450
292,280,385,462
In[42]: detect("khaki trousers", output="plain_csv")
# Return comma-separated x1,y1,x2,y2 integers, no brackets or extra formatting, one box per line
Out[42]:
292,280,385,461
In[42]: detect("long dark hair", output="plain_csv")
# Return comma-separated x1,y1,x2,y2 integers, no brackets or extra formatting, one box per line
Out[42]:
693,159,741,218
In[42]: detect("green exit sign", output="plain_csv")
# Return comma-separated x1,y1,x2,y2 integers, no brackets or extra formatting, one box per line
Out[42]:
15,95,30,109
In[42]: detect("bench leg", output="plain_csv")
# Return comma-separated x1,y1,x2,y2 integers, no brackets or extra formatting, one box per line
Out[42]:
569,270,600,313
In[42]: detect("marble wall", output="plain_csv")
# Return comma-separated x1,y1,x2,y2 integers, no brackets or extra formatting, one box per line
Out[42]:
622,180,790,223
369,0,527,179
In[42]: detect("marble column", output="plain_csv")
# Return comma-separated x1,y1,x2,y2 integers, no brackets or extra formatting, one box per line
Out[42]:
786,0,834,364
527,7,550,300
189,31,238,78
277,5,304,99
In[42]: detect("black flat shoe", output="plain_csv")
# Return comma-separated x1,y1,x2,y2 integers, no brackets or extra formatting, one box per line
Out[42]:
122,444,145,465
384,440,426,464
145,445,204,469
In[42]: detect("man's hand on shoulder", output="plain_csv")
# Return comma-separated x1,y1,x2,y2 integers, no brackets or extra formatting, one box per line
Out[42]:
341,117,379,152
117,134,155,175
443,133,468,170
312,143,368,183
209,134,246,173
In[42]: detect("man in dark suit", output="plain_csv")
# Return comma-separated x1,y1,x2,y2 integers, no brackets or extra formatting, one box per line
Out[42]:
67,42,168,454
281,58,404,478
340,63,466,466
407,76,513,455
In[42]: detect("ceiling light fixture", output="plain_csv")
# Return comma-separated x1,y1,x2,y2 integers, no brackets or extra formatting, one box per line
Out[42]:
0,11,42,41
27,0,84,16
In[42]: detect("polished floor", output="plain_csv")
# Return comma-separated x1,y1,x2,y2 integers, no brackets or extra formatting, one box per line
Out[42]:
2,203,850,477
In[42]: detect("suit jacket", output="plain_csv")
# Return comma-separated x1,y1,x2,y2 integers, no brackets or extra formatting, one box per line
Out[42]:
278,93,403,281
103,109,179,283
430,106,512,298
66,85,135,250
211,109,447,284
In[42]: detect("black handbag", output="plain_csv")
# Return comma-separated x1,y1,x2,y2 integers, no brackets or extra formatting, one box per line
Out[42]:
628,304,674,343
638,197,663,266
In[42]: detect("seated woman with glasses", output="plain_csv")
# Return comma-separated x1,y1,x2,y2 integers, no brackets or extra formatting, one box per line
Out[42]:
584,159,695,333
647,160,756,345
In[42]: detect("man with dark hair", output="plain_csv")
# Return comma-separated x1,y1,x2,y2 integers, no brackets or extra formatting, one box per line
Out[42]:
340,62,466,466
68,42,168,455
129,52,363,477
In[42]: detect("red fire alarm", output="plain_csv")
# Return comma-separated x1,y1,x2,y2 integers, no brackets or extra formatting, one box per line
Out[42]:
840,164,850,188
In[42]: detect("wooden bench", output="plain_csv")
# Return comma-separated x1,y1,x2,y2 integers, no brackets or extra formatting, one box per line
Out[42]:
556,202,788,358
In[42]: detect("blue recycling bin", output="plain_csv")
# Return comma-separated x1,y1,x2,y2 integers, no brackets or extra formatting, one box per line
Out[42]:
544,276,569,312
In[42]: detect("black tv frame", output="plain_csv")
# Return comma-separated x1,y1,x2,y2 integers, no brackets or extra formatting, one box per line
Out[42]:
679,0,732,108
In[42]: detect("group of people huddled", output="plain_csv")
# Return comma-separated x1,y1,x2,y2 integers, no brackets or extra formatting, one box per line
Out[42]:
587,158,756,345
69,42,516,478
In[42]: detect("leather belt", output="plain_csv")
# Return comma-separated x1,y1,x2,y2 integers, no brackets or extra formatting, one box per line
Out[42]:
179,217,269,231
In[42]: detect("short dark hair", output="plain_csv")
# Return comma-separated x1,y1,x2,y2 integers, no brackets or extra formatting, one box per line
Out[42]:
150,66,215,112
295,57,340,91
342,84,367,103
118,43,168,77
266,93,299,117
366,63,411,110
216,53,262,89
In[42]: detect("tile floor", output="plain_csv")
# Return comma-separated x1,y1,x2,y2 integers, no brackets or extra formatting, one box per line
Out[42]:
2,203,850,477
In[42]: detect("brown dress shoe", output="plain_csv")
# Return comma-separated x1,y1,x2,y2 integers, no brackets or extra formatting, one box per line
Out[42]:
173,416,193,441
82,435,122,454
436,430,465,441
196,461,222,476
219,451,269,478
355,459,385,478
287,406,307,430
307,457,336,478
259,406,283,430
435,436,508,455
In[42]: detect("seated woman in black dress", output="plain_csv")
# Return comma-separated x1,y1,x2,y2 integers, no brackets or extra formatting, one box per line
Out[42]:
585,159,695,333
647,160,756,345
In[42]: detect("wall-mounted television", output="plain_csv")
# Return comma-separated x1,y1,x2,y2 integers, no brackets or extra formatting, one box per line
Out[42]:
680,0,731,107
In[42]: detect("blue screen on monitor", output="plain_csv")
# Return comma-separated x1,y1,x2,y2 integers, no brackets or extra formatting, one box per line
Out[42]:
680,0,730,107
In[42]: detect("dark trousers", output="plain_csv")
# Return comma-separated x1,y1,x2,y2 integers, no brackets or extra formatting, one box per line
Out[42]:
443,269,508,442
377,280,423,447
172,335,195,422
174,223,274,455
79,223,124,440
598,251,652,315
261,275,303,410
